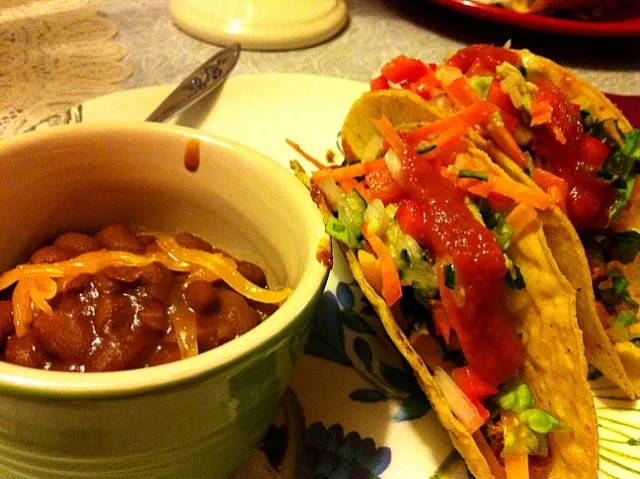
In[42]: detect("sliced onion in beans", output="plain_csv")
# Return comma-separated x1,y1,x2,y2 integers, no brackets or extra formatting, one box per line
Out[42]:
434,367,486,433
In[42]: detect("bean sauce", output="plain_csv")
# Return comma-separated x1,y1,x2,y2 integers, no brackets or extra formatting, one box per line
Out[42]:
0,225,277,372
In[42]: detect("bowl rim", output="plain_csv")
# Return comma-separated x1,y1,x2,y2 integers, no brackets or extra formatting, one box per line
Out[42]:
0,121,330,399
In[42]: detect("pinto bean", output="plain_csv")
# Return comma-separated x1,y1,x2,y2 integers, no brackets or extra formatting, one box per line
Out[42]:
184,281,218,313
54,232,102,256
197,290,258,352
236,261,267,287
175,233,214,253
88,327,159,372
103,266,144,283
139,263,173,304
136,299,169,332
146,342,182,367
5,333,48,368
94,295,136,335
29,245,73,264
95,224,144,254
32,306,94,363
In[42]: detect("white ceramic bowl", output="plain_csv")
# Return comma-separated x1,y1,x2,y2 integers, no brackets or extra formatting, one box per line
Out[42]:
0,122,330,478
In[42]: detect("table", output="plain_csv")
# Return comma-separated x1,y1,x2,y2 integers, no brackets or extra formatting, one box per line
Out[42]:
103,0,640,94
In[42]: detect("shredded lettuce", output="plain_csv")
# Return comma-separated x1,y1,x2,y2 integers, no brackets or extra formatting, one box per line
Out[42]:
495,379,534,413
325,216,361,248
520,409,561,434
601,129,640,220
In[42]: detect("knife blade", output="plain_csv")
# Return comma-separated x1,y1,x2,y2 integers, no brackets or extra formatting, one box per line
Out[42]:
145,43,240,123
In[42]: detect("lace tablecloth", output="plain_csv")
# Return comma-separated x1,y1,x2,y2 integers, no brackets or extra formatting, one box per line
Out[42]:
0,0,131,137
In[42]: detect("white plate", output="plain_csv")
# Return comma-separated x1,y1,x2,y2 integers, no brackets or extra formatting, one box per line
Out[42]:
75,74,640,479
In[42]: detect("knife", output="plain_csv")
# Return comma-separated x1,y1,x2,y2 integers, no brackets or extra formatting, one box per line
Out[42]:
145,43,241,123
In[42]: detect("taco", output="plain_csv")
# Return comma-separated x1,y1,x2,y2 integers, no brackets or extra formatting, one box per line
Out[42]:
292,80,599,476
350,45,640,400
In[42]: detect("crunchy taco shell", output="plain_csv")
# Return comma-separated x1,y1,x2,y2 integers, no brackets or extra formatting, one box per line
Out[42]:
341,89,451,163
475,49,640,398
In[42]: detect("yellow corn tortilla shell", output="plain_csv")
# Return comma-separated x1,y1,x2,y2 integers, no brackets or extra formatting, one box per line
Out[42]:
473,49,640,398
341,89,452,163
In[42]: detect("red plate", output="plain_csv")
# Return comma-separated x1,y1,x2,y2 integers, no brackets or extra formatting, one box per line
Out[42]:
428,0,640,37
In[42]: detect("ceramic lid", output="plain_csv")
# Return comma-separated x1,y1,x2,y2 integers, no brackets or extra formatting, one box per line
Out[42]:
170,0,349,50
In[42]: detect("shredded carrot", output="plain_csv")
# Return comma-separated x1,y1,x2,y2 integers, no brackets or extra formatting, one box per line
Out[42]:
338,177,358,193
421,122,471,162
311,157,386,184
357,249,383,295
504,453,529,479
361,222,402,306
506,203,538,240
372,116,412,162
533,168,568,210
445,77,481,108
485,115,528,169
472,431,508,479
337,178,372,203
405,101,496,144
488,175,553,210
286,138,327,170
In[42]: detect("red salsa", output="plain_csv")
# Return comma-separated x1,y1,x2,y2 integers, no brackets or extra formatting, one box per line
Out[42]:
395,155,523,387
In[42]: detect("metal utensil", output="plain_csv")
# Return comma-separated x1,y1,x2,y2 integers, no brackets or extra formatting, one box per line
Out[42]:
145,43,240,123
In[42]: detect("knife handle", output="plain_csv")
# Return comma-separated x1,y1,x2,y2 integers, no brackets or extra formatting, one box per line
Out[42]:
145,43,241,123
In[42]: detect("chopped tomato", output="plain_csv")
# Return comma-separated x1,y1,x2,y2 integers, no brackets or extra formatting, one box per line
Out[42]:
452,366,499,401
487,78,520,119
566,181,614,231
532,80,582,148
446,44,523,76
581,135,611,170
531,80,615,231
407,68,442,100
381,55,429,84
370,74,390,91
365,165,405,205
445,77,481,108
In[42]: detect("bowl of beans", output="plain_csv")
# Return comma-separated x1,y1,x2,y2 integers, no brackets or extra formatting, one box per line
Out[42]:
0,122,330,478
